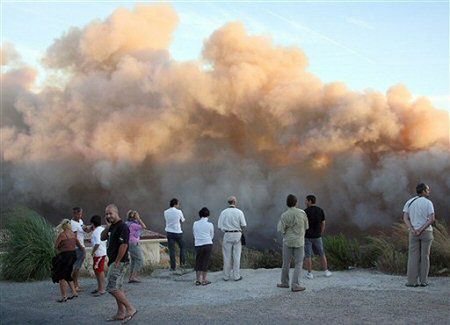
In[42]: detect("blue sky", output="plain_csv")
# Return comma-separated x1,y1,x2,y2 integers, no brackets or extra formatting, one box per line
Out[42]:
2,1,449,109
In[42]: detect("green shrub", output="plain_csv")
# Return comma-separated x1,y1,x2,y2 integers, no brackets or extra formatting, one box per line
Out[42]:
1,206,56,281
242,248,282,269
375,249,407,275
359,221,450,276
323,234,359,270
359,237,391,268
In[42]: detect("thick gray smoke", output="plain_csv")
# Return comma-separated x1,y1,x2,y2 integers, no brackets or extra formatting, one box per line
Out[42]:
1,4,449,245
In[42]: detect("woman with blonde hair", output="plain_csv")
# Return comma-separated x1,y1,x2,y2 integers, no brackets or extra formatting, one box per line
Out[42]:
52,219,85,302
125,210,147,283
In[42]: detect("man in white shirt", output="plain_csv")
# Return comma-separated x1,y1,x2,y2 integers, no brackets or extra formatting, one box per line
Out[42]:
218,196,247,281
403,183,435,287
90,215,107,296
71,206,91,291
164,198,186,271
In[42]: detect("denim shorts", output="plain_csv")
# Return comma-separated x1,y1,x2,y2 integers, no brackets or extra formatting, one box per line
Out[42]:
72,247,85,270
106,262,129,293
304,237,324,257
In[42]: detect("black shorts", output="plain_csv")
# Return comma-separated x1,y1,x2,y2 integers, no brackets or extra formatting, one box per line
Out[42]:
195,244,213,272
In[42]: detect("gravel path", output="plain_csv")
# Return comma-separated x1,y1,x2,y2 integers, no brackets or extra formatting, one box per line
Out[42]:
1,268,449,324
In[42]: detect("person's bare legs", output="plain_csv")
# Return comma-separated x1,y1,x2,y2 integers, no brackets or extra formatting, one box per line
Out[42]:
196,271,201,283
94,272,101,291
130,271,140,282
59,280,68,299
68,281,77,296
98,272,105,292
320,255,329,270
72,269,80,290
304,257,313,272
111,290,136,318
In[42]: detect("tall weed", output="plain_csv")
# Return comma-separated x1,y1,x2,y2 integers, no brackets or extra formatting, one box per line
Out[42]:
1,207,56,281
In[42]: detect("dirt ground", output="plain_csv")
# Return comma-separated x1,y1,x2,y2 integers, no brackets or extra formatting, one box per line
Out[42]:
1,268,449,324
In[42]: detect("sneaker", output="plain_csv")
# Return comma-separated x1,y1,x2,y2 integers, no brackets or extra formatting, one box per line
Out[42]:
405,283,419,287
277,283,289,288
291,284,306,292
324,270,332,277
305,272,314,280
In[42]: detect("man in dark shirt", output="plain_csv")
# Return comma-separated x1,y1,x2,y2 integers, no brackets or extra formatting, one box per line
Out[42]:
304,195,332,279
101,204,137,322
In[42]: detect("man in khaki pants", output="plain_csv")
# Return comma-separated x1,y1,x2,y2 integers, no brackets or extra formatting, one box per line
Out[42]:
403,183,435,287
218,196,247,281
277,194,309,292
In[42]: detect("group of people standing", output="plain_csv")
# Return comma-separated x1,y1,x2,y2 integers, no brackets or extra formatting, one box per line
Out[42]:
164,194,331,292
49,181,435,321
163,196,247,285
52,205,142,322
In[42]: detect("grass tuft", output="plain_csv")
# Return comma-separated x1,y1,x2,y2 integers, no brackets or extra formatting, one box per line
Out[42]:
323,234,360,270
1,206,56,281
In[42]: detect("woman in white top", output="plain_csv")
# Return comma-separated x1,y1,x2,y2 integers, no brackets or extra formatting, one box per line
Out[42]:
193,207,214,285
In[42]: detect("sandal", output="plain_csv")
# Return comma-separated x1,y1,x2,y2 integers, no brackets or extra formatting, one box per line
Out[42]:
90,289,99,294
202,280,211,286
56,297,67,303
67,294,78,300
122,310,138,323
195,280,202,286
106,316,125,322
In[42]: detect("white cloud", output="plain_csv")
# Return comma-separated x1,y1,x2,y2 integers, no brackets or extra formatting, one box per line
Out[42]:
345,16,375,30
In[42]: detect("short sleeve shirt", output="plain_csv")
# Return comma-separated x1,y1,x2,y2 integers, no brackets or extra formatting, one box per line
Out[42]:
70,219,85,247
126,221,143,245
107,220,130,266
91,226,107,257
403,196,434,231
305,206,325,239
218,207,247,231
164,207,185,233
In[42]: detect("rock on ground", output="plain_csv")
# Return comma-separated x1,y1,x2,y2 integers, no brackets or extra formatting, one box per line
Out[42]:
1,268,449,324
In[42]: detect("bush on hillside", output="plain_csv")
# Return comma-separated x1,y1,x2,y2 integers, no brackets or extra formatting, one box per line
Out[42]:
360,221,450,276
323,234,360,270
1,206,56,281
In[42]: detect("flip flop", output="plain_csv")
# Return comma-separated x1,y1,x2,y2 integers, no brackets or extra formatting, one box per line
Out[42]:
106,316,125,322
56,297,67,303
195,281,202,286
202,280,211,286
90,289,99,294
122,310,138,323
67,294,78,300
93,291,106,297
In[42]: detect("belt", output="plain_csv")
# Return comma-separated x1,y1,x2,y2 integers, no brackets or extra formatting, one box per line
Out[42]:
224,230,241,233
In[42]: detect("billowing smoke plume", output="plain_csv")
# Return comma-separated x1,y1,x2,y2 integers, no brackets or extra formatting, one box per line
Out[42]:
2,4,449,244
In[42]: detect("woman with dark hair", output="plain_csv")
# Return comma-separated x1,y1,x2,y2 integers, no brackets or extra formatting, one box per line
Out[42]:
52,219,85,302
125,210,147,283
193,207,214,285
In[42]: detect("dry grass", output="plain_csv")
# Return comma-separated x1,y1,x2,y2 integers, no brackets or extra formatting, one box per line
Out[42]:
360,221,450,276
